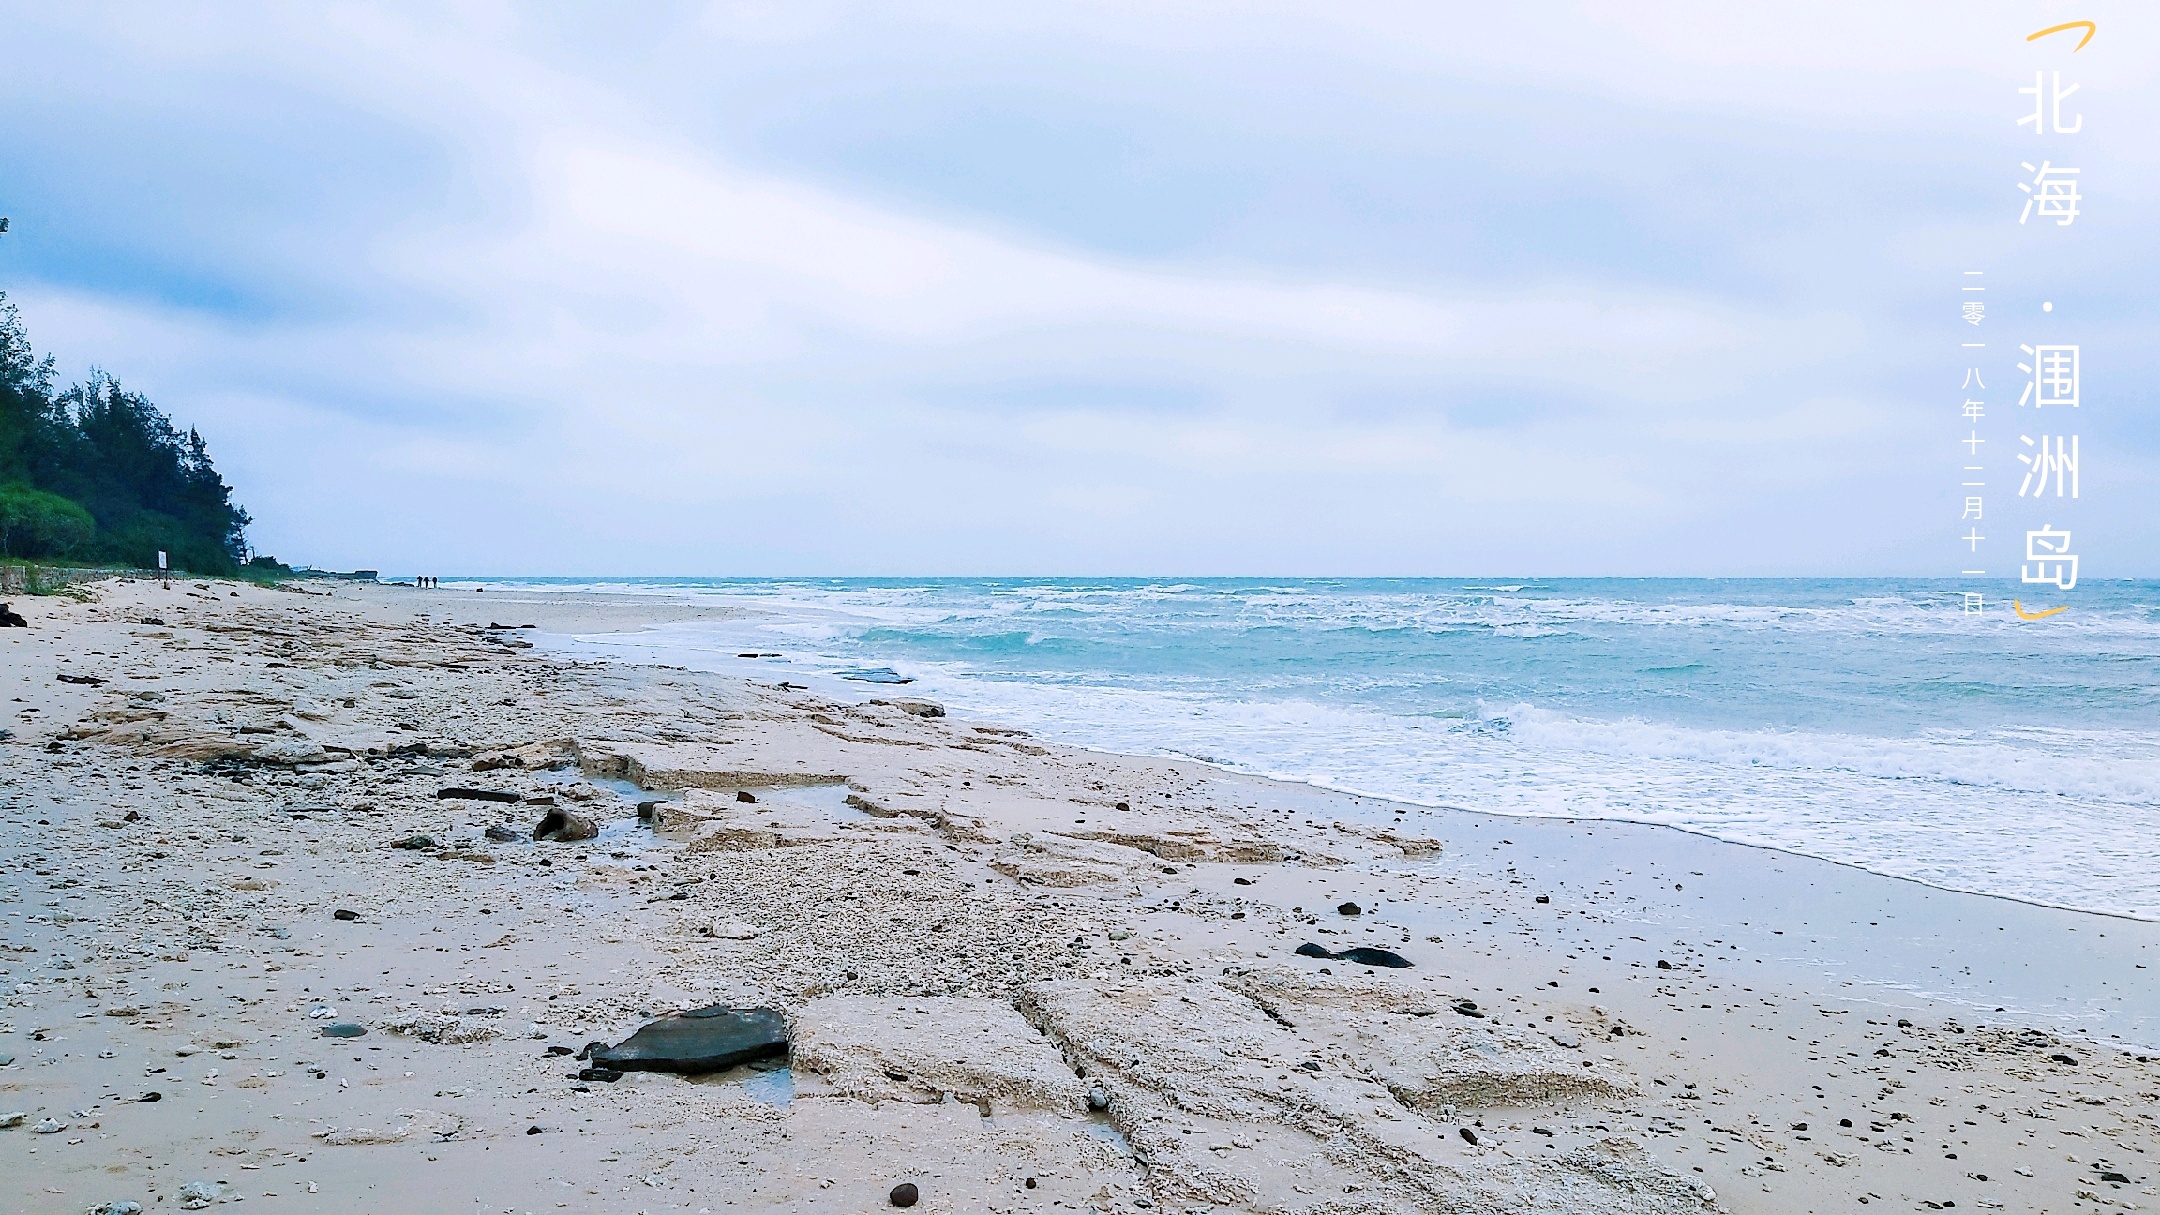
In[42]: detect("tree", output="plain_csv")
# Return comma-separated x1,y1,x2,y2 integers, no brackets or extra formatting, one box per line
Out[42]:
0,291,251,572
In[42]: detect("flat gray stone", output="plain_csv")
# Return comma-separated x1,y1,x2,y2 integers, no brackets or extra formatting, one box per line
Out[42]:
593,1005,787,1075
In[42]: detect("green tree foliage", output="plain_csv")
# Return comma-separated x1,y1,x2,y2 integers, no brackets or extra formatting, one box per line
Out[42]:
0,291,250,571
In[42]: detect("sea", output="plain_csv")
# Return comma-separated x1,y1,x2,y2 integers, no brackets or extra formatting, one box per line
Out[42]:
478,577,2160,922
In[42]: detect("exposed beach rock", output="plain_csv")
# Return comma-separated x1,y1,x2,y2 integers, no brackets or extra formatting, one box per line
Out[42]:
532,807,598,841
791,995,1085,1112
870,698,945,718
590,1004,789,1075
991,831,1161,887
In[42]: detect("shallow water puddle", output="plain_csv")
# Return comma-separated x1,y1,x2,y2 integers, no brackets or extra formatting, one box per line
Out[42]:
754,782,874,822
689,1062,795,1108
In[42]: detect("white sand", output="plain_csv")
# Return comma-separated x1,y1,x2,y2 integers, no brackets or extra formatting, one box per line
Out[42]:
0,577,2154,1214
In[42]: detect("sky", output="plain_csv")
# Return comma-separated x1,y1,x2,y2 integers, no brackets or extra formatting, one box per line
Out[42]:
0,1,2153,577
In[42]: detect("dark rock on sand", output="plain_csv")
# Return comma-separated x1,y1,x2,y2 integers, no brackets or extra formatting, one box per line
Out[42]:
534,808,598,842
437,786,521,803
1453,1000,1483,1018
735,790,757,803
391,834,438,850
1332,946,1412,969
332,908,359,921
1337,902,1361,916
889,1182,920,1207
1294,941,1410,968
1459,1127,1479,1145
576,1067,623,1083
0,604,24,628
590,1005,788,1075
484,824,521,842
321,1023,367,1038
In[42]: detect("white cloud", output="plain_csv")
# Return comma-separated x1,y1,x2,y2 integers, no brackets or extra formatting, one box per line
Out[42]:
5,1,2155,574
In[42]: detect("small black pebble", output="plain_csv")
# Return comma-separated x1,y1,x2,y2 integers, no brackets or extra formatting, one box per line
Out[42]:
545,1045,574,1056
1791,1122,1807,1132
1115,801,1129,811
1535,895,1550,903
577,1067,622,1083
1459,1127,1479,1145
889,1182,919,1207
1839,1118,1852,1127
1337,902,1361,916
1024,1177,1036,1189
527,1125,543,1135
333,908,359,921
140,1092,162,1103
736,790,756,803
1655,959,1671,969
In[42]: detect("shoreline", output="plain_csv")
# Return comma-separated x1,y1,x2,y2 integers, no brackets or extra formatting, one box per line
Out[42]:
517,577,2160,927
555,601,2160,1044
2,577,2156,1214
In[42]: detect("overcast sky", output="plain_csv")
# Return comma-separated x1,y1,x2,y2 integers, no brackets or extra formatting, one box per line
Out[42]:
1,2,2152,576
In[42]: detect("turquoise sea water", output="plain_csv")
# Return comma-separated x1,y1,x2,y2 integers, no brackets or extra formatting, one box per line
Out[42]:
480,577,2160,920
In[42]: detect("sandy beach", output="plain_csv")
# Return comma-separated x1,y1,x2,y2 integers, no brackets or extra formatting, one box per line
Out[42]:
3,577,2156,1215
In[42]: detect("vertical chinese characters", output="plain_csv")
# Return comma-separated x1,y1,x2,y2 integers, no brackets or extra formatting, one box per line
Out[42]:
2008,23,2094,615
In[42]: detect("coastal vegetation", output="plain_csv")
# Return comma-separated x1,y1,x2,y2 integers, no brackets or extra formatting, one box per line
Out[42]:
0,291,249,573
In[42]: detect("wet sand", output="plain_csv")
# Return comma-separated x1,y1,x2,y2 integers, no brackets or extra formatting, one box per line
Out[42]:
2,578,2155,1214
